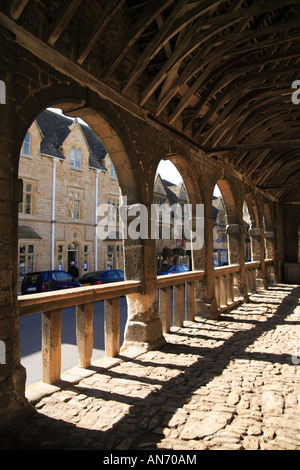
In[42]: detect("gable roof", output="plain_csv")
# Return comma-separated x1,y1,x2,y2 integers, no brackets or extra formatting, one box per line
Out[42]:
35,109,107,171
154,173,168,198
162,179,188,205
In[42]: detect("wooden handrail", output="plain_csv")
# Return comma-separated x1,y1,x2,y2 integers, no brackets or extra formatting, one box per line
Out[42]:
18,280,141,316
245,261,260,269
214,264,239,275
157,270,205,288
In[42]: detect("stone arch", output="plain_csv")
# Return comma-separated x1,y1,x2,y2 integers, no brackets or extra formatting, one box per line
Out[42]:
263,201,275,262
16,89,138,205
244,192,260,229
152,152,204,271
263,201,274,232
64,106,138,205
215,178,237,225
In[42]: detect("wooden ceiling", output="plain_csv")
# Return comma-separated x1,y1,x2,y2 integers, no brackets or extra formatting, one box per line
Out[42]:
2,0,300,201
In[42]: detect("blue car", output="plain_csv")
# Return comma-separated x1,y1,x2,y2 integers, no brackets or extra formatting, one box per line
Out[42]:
21,270,81,294
78,269,124,286
158,265,190,275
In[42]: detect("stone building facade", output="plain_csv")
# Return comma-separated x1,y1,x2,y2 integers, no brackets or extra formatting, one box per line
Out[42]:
18,109,123,289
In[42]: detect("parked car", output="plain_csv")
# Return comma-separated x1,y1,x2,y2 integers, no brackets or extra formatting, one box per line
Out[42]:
21,270,82,295
157,265,190,275
78,269,124,286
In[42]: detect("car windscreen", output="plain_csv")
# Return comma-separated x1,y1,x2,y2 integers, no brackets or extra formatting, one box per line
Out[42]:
54,271,74,282
101,270,120,279
22,273,42,285
81,271,104,280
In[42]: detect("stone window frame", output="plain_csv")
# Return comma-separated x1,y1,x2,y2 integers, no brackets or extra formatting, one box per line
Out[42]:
68,187,84,220
71,146,82,170
18,242,37,278
107,196,119,223
18,179,36,216
20,132,31,157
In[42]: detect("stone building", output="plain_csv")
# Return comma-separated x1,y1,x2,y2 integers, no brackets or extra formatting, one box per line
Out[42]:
0,1,299,434
153,174,189,269
18,109,123,287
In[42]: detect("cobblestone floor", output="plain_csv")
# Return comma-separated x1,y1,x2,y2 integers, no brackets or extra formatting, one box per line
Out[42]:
2,284,300,450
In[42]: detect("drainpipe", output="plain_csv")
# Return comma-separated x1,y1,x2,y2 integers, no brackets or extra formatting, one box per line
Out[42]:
95,169,100,270
51,158,59,270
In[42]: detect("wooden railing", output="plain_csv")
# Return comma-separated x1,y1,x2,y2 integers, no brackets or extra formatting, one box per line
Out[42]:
245,261,260,293
18,280,141,384
157,271,205,333
18,261,273,386
214,264,240,310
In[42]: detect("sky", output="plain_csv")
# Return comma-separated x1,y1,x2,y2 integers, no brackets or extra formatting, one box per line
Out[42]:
47,108,221,195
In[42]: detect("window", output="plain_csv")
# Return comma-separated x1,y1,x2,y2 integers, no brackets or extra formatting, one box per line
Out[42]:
84,245,89,271
58,245,63,270
111,162,115,178
19,244,35,277
77,148,82,169
22,133,31,156
69,191,81,219
71,147,76,168
154,197,166,206
108,198,119,223
18,183,33,215
71,147,82,169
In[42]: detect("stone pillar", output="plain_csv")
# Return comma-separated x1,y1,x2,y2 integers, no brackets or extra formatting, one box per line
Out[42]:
189,210,207,318
227,223,248,301
264,231,276,285
194,207,218,319
121,203,165,354
264,231,274,260
0,28,31,429
249,227,267,289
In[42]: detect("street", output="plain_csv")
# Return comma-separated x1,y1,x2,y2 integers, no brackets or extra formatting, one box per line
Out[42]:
19,297,128,385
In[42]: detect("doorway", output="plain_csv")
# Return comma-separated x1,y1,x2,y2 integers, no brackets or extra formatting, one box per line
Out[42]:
68,242,79,266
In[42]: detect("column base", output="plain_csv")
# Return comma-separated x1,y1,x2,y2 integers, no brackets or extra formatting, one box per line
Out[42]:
256,277,267,290
0,365,34,432
196,297,219,320
121,317,166,355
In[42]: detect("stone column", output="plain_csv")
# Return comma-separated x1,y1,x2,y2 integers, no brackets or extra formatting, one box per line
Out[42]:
264,231,276,284
121,203,165,354
249,227,267,289
227,223,248,301
0,28,31,429
264,231,274,260
194,205,218,319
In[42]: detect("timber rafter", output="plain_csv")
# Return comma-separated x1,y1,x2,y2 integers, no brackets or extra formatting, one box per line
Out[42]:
1,0,299,202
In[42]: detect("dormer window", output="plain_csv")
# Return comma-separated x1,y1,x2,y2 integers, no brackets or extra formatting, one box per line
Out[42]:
22,132,31,156
71,146,82,169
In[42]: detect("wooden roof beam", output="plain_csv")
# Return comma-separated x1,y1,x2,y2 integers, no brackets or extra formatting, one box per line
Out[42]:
48,0,83,46
103,0,175,80
123,0,223,95
10,0,29,20
77,0,126,65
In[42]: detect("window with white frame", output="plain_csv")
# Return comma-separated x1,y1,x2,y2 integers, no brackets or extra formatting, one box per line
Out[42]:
107,198,119,223
19,244,35,277
111,161,115,178
69,191,81,219
18,182,33,215
71,147,82,169
21,133,31,156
